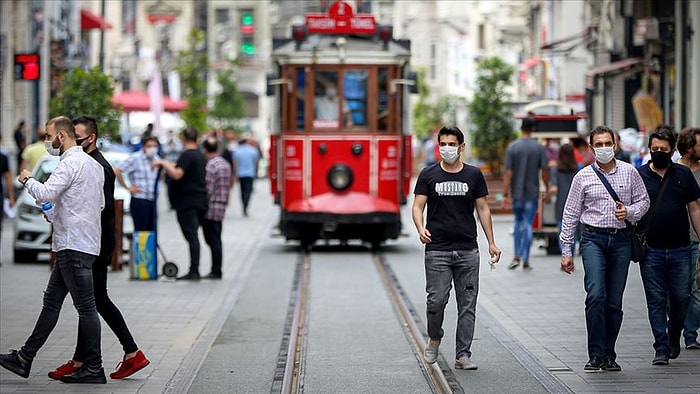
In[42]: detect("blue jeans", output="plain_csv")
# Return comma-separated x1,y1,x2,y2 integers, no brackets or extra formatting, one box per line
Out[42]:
239,177,255,213
684,241,700,344
20,250,102,369
130,197,156,232
425,249,479,359
580,228,632,360
512,198,538,263
641,245,691,354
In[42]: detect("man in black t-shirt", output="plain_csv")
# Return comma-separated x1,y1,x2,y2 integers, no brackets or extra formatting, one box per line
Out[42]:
412,125,501,371
155,127,208,281
0,138,16,263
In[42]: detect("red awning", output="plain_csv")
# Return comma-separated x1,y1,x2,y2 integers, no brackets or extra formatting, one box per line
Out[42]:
112,90,187,112
81,9,112,31
519,56,542,71
585,57,644,88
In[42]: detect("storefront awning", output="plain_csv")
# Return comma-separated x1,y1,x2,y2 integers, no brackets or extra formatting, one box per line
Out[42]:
540,27,593,53
585,57,644,88
519,56,542,71
81,9,112,31
113,90,187,112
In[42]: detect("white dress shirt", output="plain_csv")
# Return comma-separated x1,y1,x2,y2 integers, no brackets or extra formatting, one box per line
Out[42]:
25,146,105,256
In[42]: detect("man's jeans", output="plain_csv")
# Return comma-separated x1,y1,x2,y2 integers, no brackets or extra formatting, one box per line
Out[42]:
20,250,102,369
425,249,479,359
176,207,205,275
580,228,632,360
512,198,538,263
641,245,691,354
130,197,156,232
202,219,223,276
684,241,700,344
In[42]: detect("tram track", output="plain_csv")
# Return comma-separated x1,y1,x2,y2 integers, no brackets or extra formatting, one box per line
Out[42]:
272,247,464,394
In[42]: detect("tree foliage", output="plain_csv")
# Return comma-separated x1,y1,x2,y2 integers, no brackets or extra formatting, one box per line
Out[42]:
209,63,245,131
49,67,121,140
468,57,516,176
412,69,465,139
175,29,208,133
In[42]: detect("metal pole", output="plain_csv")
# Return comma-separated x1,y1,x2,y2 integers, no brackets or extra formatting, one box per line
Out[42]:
99,0,106,72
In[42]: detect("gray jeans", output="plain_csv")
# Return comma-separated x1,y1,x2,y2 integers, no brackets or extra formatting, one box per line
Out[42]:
425,248,480,359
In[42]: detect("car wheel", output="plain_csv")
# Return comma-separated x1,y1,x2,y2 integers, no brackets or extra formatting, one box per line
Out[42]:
14,249,38,263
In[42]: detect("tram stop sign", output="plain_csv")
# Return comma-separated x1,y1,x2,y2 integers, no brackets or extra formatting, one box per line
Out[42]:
306,0,376,35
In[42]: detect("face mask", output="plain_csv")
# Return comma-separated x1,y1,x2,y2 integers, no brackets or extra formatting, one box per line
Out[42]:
651,151,671,169
326,87,337,99
145,146,158,158
439,145,460,165
45,139,61,156
593,146,614,164
75,136,90,148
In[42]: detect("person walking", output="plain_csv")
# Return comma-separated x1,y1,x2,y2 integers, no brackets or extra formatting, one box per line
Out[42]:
676,126,700,350
41,116,150,381
14,120,27,173
154,127,208,281
412,125,501,370
233,137,260,217
637,126,700,365
560,125,650,372
19,127,47,172
502,117,550,270
201,137,232,279
115,135,161,232
0,116,106,383
0,135,15,264
548,144,579,256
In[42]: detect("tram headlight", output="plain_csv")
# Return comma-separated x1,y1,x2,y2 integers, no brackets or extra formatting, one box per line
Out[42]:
327,164,353,191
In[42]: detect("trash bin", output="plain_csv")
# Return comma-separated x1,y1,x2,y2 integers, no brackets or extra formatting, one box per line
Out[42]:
130,231,157,280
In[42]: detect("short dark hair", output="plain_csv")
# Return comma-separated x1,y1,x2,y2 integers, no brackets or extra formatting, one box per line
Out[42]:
521,117,536,132
183,127,198,142
648,124,676,150
141,136,159,147
72,116,99,137
437,125,464,145
202,137,218,153
588,125,616,145
676,127,700,155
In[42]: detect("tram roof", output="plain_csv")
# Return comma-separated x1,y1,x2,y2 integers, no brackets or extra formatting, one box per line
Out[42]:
271,35,411,65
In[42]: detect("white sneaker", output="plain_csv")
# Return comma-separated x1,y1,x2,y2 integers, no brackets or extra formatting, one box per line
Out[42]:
455,356,478,370
424,339,441,364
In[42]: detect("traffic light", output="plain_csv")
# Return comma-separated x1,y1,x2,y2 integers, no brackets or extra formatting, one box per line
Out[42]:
239,9,255,60
14,53,40,80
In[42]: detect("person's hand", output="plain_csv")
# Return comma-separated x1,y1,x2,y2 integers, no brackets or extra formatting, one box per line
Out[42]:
418,228,432,244
501,193,510,209
614,201,627,221
151,159,163,170
488,244,501,264
561,256,574,274
128,185,140,195
18,169,33,185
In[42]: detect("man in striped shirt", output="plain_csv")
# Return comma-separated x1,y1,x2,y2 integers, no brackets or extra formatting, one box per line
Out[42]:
201,137,232,279
115,136,161,232
560,125,650,372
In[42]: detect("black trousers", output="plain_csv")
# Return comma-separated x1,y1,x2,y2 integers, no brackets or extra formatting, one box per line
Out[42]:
239,177,254,213
130,197,156,232
74,253,138,361
176,207,205,274
201,219,223,276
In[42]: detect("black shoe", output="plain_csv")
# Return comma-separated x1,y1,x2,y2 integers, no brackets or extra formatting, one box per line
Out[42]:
0,350,31,378
522,262,532,271
203,272,222,280
669,340,681,359
584,356,603,371
601,358,621,372
176,272,200,281
652,351,669,365
60,365,106,384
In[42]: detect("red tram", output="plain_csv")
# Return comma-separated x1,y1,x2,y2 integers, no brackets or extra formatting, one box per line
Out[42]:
266,1,417,248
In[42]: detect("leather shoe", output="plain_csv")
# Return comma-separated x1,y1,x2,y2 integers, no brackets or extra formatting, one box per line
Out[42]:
0,350,31,378
203,272,222,280
669,340,681,359
652,351,669,365
176,272,201,281
59,365,106,384
584,356,603,371
601,358,621,371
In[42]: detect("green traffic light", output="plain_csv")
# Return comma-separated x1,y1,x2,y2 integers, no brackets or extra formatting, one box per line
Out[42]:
242,12,254,25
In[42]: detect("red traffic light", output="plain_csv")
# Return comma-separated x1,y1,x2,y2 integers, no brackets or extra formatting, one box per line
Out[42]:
14,53,40,81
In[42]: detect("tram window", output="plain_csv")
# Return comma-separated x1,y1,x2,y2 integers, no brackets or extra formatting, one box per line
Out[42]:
295,69,305,131
314,71,352,129
378,68,389,131
344,70,368,128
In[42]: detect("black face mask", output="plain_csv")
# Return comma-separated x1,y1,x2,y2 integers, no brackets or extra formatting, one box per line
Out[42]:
651,151,672,169
75,136,90,147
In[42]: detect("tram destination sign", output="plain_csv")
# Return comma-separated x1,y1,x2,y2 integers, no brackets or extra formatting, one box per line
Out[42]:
306,0,377,35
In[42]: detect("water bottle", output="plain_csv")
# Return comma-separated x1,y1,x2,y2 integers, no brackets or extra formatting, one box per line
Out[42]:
42,202,55,223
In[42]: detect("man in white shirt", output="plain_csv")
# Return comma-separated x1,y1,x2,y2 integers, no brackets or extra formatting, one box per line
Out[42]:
314,83,353,127
0,116,107,384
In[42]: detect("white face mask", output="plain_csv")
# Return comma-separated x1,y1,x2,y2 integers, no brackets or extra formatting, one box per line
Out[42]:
594,146,615,164
144,146,158,158
439,145,460,165
45,140,61,156
326,87,337,99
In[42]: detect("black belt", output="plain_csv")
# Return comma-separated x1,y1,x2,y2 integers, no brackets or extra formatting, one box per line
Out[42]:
584,225,628,234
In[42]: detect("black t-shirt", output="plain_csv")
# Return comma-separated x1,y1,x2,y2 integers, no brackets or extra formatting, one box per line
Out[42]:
89,149,116,261
638,163,700,248
414,163,488,251
170,148,208,211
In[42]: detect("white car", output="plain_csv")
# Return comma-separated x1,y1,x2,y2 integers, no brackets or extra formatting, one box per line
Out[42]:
13,151,134,263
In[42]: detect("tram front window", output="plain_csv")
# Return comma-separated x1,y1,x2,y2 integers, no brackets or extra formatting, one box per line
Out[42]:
314,71,352,128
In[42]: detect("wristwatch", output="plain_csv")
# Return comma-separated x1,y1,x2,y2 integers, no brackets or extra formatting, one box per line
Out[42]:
22,176,32,185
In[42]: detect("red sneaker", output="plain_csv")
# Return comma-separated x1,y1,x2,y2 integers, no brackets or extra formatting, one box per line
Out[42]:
110,350,150,379
48,360,79,380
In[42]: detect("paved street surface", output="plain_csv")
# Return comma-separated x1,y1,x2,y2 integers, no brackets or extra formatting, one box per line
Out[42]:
1,178,699,393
